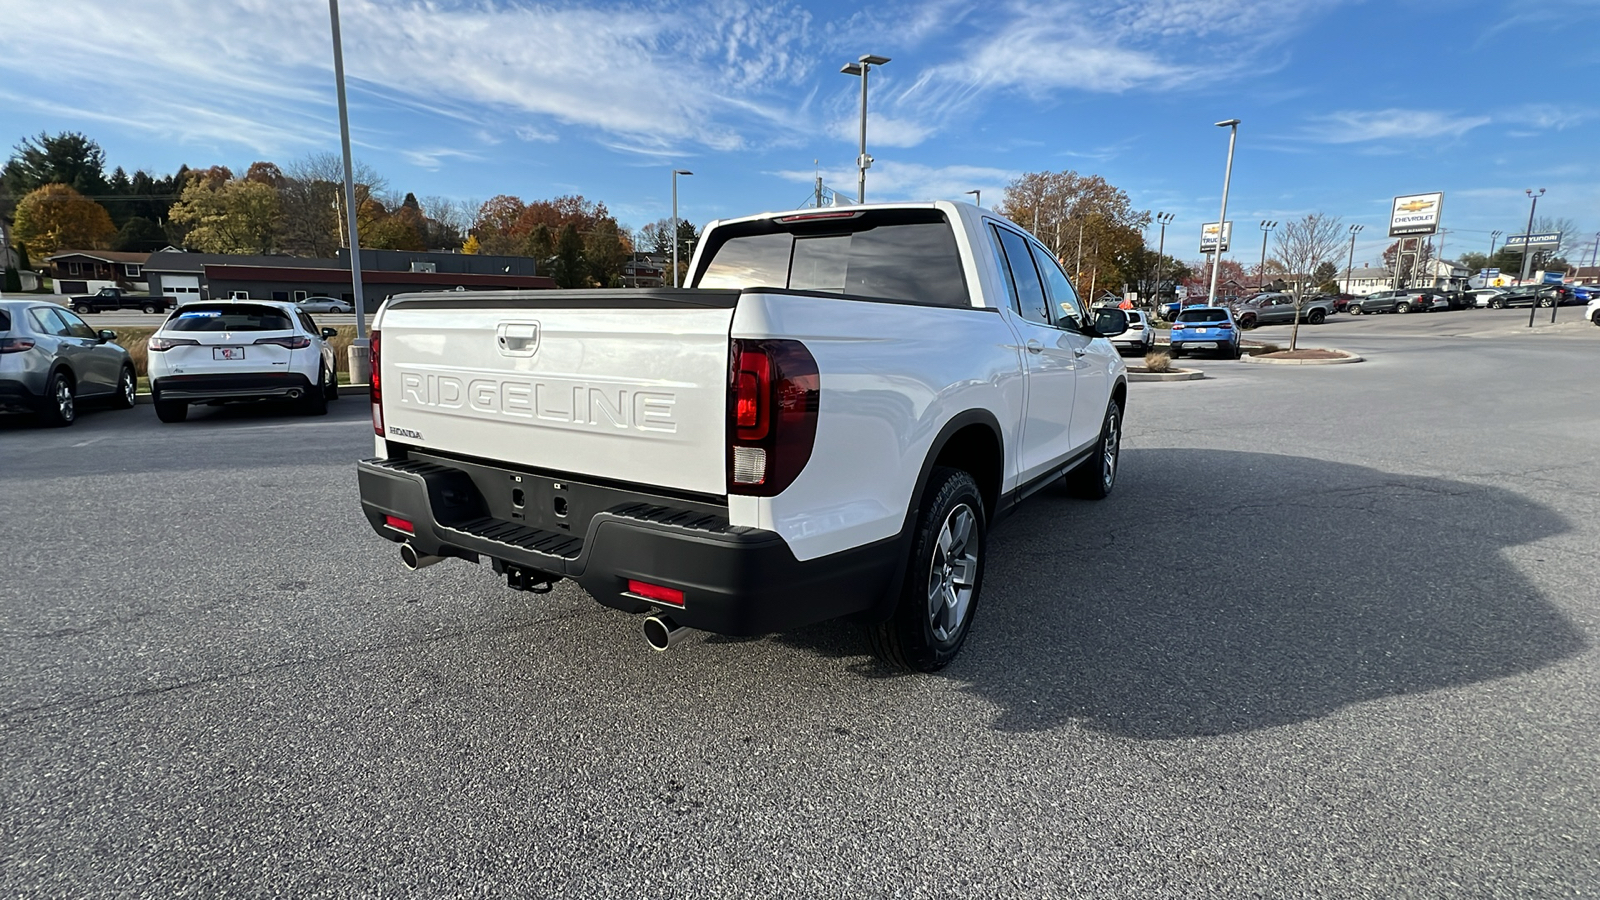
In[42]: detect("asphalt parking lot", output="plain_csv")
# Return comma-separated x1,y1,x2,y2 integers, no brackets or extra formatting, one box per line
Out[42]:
3,320,1597,897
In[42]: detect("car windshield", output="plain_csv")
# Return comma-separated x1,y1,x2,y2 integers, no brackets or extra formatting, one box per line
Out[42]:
1177,308,1229,323
167,304,293,332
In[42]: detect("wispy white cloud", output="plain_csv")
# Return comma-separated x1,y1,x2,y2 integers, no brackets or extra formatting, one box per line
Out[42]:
399,148,481,170
771,161,1017,204
1302,109,1491,143
828,114,936,149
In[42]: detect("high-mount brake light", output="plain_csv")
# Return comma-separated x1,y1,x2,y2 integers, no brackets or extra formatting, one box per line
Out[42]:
727,339,819,496
370,330,384,437
776,211,862,223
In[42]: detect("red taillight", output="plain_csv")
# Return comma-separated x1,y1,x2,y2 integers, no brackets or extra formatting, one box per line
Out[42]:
727,339,819,496
147,336,199,352
384,515,414,534
0,338,36,353
370,331,383,437
253,335,311,349
1216,323,1233,330
626,579,685,607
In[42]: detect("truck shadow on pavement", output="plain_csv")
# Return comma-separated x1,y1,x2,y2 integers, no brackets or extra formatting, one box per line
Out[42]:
779,449,1587,738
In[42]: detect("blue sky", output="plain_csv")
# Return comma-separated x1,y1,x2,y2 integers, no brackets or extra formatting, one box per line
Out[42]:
2,0,1597,266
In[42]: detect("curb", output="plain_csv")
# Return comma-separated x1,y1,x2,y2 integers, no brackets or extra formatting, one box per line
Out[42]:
134,384,369,405
1240,350,1363,366
1128,368,1204,382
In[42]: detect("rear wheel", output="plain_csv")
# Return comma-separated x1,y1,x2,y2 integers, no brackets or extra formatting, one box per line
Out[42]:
1169,345,1184,359
1307,309,1326,325
39,371,76,427
154,396,188,423
303,367,330,416
1065,398,1122,500
74,305,91,315
141,304,158,314
1396,303,1411,314
1349,306,1362,315
1489,298,1504,309
1239,315,1257,330
868,467,986,673
113,366,137,410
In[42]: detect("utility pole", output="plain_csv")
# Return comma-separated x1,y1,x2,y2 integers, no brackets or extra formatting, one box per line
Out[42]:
328,0,369,383
1522,188,1544,327
1343,223,1363,295
1258,220,1276,291
672,169,692,288
1153,212,1174,307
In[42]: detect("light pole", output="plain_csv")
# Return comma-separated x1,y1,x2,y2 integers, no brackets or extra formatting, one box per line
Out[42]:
965,189,980,207
1522,188,1544,327
1590,232,1599,268
1488,229,1502,284
328,0,370,382
1206,119,1240,307
840,54,890,204
1343,224,1363,295
1257,220,1276,291
671,169,692,288
1153,211,1174,306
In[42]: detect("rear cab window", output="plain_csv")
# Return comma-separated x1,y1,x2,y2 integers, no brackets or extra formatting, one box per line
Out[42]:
1177,308,1230,324
167,304,294,332
692,208,971,308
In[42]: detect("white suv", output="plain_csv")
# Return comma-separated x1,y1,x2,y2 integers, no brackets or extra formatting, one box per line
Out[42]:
1109,309,1153,354
147,300,339,423
1587,295,1600,326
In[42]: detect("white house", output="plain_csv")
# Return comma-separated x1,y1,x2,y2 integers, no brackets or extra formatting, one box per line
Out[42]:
1340,266,1391,296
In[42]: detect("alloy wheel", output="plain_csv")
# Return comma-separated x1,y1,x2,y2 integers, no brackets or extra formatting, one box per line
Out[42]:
56,377,75,421
926,503,979,644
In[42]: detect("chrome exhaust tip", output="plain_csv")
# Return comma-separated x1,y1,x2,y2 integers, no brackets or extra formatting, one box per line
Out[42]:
287,389,303,399
400,543,443,571
642,614,690,652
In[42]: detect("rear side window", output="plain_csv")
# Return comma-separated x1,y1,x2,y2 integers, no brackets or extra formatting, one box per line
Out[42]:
1177,308,1229,324
694,209,970,307
992,227,1050,325
167,304,293,332
0,309,9,331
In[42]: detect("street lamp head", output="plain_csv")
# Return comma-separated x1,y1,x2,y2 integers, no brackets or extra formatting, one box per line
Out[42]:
674,169,693,176
840,62,863,75
1215,118,1241,128
860,54,891,66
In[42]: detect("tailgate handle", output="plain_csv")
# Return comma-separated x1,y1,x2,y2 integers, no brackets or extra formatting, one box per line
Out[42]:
496,322,541,357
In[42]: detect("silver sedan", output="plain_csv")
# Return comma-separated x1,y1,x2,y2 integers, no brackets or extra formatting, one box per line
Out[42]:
295,296,354,314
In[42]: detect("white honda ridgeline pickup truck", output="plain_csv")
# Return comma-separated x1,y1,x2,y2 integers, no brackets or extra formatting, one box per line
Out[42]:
358,202,1131,671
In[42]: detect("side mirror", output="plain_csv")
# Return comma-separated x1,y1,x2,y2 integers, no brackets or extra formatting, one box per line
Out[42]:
321,327,339,339
97,329,117,343
1092,308,1129,338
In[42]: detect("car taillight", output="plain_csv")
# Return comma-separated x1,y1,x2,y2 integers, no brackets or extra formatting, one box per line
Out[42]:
253,335,311,349
727,339,819,496
384,515,413,534
370,330,383,437
1216,323,1233,330
147,336,200,352
626,579,685,607
0,338,36,353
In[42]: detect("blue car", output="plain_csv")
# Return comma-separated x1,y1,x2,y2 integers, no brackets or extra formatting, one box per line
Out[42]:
1169,306,1242,359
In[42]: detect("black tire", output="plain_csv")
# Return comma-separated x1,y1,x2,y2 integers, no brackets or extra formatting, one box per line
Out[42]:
1065,398,1122,500
1538,296,1553,308
1349,306,1362,315
112,366,137,410
1395,303,1411,314
1229,341,1242,360
74,305,92,315
1489,298,1504,309
39,371,76,427
1307,309,1326,325
1239,315,1257,330
154,397,188,423
303,368,329,416
868,467,987,673
1591,310,1600,326
1170,345,1184,358
324,363,339,401
141,304,158,314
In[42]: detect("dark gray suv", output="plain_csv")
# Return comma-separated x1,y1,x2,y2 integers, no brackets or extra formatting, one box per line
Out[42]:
0,300,137,426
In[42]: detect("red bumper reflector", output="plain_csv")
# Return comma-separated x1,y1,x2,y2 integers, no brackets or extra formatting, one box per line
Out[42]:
627,579,685,607
384,515,414,534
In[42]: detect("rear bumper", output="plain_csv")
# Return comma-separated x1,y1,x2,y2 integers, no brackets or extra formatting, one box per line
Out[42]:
152,372,314,402
0,378,44,411
357,456,901,636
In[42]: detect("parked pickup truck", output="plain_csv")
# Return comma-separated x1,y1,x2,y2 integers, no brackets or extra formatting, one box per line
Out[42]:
69,287,172,315
1229,291,1334,328
357,203,1131,671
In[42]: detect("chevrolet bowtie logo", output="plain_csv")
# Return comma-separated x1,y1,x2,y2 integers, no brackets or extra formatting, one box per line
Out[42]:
1399,200,1434,212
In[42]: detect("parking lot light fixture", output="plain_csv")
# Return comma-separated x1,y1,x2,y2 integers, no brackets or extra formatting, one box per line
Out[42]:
1153,212,1175,305
672,169,692,288
1343,224,1363,295
328,0,370,382
1206,119,1240,307
841,54,889,203
965,189,981,207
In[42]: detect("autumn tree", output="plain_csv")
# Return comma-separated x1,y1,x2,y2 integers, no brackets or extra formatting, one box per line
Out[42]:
2,132,110,199
170,177,280,254
1383,238,1435,287
997,170,1150,295
12,183,117,256
551,224,587,288
461,234,482,254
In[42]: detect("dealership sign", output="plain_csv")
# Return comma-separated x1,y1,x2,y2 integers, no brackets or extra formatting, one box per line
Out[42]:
1389,192,1444,236
1504,232,1563,251
1199,221,1232,253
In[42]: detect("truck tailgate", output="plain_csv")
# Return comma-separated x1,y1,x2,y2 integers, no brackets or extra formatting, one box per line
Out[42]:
378,292,737,497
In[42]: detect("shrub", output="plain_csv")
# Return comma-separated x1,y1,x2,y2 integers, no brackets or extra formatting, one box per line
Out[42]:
1144,351,1171,373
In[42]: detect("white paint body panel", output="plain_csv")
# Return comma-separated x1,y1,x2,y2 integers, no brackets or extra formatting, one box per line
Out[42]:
375,303,733,496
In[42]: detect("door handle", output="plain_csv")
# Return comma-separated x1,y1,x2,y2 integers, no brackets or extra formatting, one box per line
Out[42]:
1025,339,1043,354
1072,346,1087,357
